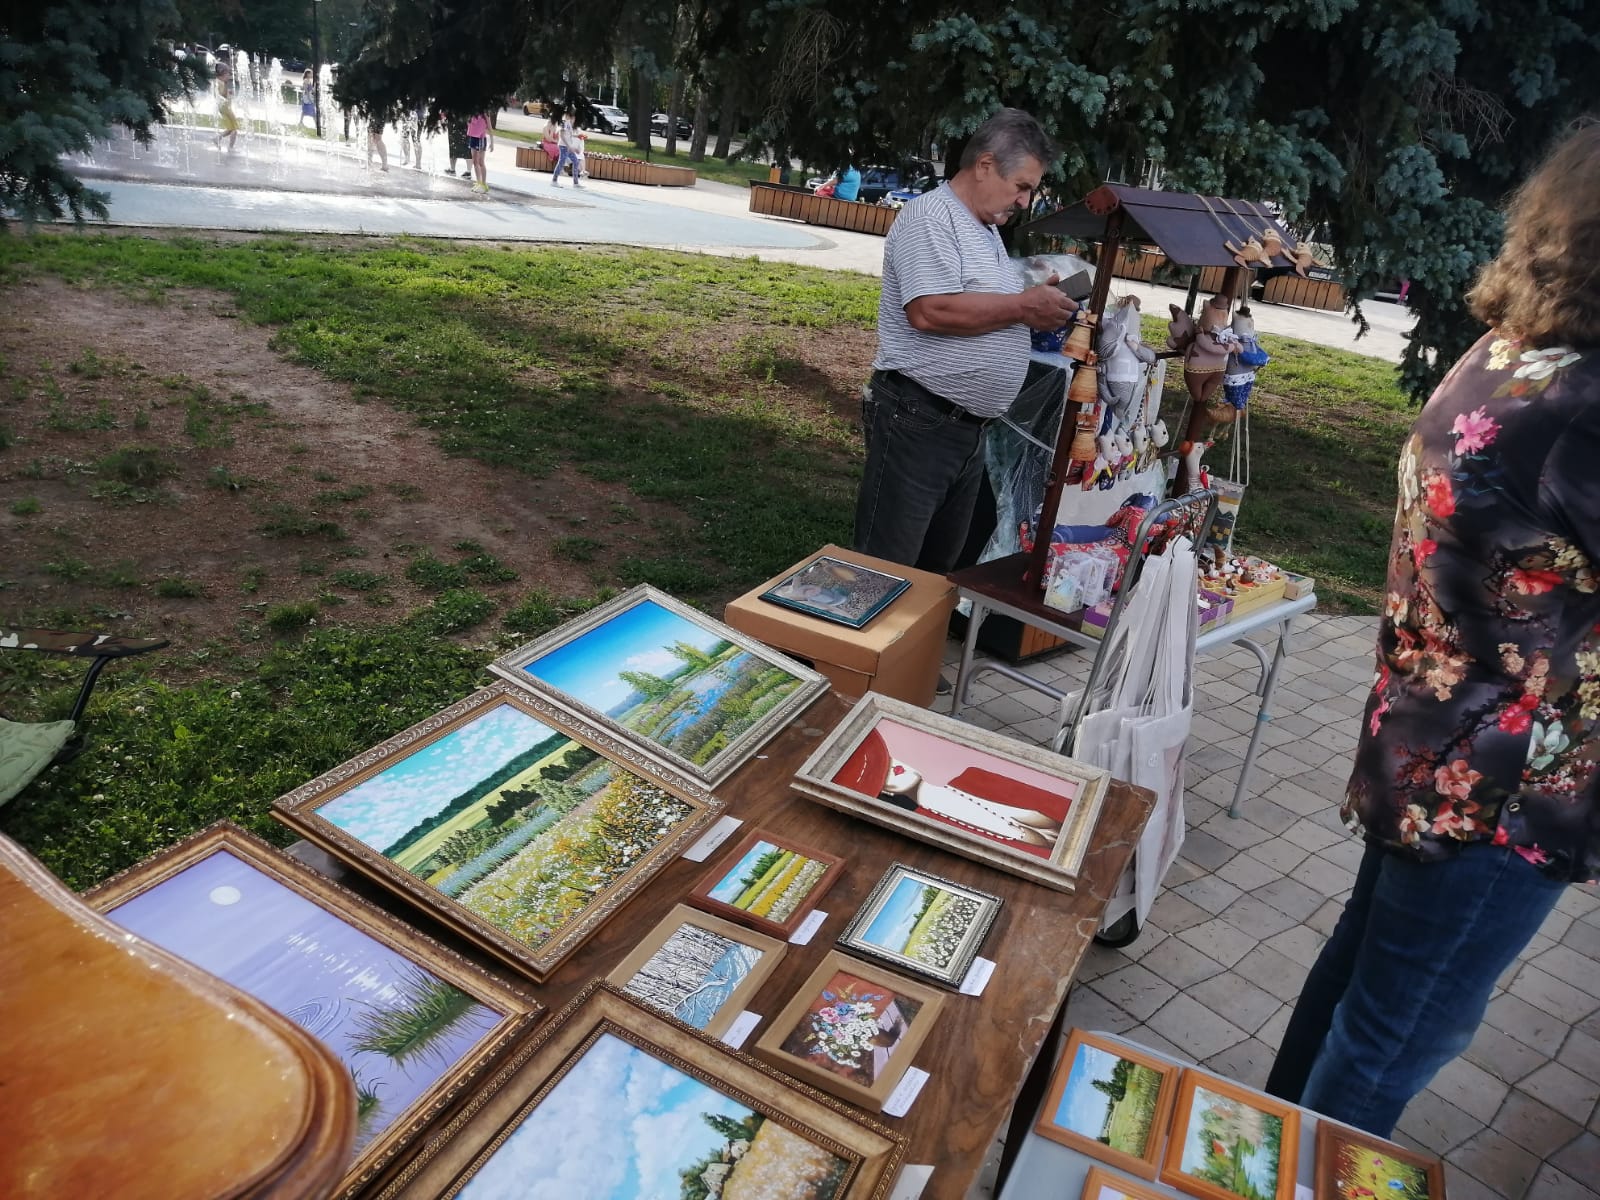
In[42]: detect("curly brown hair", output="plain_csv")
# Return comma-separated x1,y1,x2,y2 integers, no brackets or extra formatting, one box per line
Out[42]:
1468,119,1600,348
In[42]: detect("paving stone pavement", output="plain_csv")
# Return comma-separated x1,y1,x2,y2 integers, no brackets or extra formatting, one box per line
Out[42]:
947,611,1600,1200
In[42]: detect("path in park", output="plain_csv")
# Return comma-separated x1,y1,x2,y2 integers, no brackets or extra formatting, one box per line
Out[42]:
62,113,1416,364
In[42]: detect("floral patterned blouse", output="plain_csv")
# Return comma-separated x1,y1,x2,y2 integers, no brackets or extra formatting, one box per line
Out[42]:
1344,331,1600,883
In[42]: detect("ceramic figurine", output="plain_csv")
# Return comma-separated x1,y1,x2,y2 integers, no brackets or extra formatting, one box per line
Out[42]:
1224,236,1272,268
1097,295,1158,436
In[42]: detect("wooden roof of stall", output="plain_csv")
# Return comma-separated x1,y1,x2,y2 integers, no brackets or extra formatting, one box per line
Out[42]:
1022,183,1300,268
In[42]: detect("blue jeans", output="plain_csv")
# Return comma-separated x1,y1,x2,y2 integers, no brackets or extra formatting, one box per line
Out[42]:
852,371,989,573
552,146,581,181
1265,840,1564,1137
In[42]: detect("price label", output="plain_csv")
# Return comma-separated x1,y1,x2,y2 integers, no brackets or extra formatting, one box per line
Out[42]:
789,909,828,945
719,1010,761,1050
959,957,996,996
682,816,743,862
882,1067,930,1118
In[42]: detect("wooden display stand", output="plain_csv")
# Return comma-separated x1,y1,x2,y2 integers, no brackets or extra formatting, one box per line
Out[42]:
747,183,900,236
723,545,955,705
514,145,696,186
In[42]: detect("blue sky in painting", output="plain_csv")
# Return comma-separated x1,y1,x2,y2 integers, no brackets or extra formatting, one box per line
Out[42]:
457,1032,752,1200
707,840,779,904
318,702,554,852
522,599,724,716
108,849,501,1151
1054,1043,1121,1136
860,875,929,954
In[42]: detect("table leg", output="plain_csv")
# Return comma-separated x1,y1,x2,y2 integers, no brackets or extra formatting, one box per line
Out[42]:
994,982,1072,1193
951,599,987,720
1228,619,1293,818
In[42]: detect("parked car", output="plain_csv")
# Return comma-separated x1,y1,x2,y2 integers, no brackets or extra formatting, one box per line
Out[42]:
649,112,693,138
807,160,939,202
589,104,628,135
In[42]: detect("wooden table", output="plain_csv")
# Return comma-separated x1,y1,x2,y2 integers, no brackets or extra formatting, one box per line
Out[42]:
293,691,1153,1199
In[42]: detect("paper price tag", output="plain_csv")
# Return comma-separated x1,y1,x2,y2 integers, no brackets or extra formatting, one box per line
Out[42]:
682,816,743,862
1295,1186,1313,1200
789,909,828,945
888,1164,934,1200
719,1010,761,1050
881,1067,930,1118
958,957,996,996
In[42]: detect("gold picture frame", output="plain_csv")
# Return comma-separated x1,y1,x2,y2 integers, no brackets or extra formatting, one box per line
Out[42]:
375,982,906,1199
753,950,946,1112
1159,1069,1300,1200
489,582,829,786
1035,1028,1181,1179
272,683,722,982
791,692,1110,892
606,903,789,1038
83,822,543,1200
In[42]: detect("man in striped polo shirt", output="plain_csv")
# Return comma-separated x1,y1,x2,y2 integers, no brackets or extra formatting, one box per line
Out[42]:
853,108,1077,574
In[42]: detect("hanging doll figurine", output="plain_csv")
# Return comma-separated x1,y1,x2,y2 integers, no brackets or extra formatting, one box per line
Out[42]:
1096,294,1158,436
1221,305,1271,412
1168,294,1240,492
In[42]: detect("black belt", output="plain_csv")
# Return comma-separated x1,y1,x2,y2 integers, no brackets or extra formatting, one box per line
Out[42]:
879,370,991,425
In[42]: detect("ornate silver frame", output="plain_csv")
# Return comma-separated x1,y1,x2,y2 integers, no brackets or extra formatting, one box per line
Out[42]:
836,861,1002,988
791,692,1110,893
488,583,828,786
273,682,722,982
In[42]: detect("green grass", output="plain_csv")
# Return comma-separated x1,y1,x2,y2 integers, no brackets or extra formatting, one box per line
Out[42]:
154,577,202,598
10,496,40,516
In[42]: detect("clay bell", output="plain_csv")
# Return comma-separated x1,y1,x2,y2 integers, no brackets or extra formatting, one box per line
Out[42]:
1062,311,1098,362
1068,357,1100,405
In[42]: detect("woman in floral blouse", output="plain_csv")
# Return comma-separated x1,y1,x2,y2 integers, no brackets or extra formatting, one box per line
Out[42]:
1266,121,1600,1137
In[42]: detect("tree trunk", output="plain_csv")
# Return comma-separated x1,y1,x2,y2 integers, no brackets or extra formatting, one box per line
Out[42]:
688,89,710,162
630,67,652,154
712,80,737,160
664,76,683,156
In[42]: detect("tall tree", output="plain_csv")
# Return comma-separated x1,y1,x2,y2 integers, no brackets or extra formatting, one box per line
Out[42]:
2,0,205,223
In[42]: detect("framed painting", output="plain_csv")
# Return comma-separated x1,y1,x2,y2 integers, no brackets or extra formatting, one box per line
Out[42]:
1160,1070,1300,1200
1313,1121,1446,1200
1035,1029,1180,1179
83,823,543,1200
272,683,722,982
754,951,945,1112
607,903,788,1038
760,555,910,629
374,982,905,1200
837,862,1001,989
488,583,829,786
689,828,845,939
791,693,1110,893
1082,1165,1184,1200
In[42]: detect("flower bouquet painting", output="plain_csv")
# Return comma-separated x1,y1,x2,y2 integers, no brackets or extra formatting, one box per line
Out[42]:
756,952,944,1110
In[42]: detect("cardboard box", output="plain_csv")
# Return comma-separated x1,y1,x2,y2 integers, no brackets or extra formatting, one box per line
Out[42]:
723,545,956,707
1282,571,1315,600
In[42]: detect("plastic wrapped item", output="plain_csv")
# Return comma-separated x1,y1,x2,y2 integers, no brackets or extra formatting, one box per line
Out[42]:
1022,253,1095,351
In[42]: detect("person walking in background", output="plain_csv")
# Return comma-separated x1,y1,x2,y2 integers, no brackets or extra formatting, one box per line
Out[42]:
445,113,470,177
400,99,425,168
852,107,1076,573
366,117,389,171
465,111,492,193
298,68,317,131
214,63,241,154
551,108,582,187
1264,119,1600,1139
836,162,862,202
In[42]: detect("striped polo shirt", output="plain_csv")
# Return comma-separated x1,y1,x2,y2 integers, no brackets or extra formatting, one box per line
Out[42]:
873,183,1029,418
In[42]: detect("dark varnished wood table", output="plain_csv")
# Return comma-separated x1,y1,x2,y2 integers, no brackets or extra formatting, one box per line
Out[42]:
294,690,1154,1199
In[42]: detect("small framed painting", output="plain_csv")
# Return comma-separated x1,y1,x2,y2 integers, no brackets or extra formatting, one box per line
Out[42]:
489,583,828,786
754,951,945,1112
792,692,1110,893
837,862,1001,988
761,555,910,629
1035,1028,1180,1179
1081,1165,1183,1200
1313,1121,1446,1200
83,823,542,1200
607,903,788,1038
273,683,721,982
373,982,905,1199
689,828,845,939
1160,1070,1300,1200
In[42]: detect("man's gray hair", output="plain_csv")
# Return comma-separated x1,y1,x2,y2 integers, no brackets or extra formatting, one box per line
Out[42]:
959,108,1055,175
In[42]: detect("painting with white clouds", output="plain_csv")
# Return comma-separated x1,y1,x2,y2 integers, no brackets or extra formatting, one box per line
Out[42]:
275,686,720,981
455,1032,850,1200
490,584,826,785
102,846,504,1156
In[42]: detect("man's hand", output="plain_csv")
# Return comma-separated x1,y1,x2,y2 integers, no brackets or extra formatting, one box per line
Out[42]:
1018,275,1078,331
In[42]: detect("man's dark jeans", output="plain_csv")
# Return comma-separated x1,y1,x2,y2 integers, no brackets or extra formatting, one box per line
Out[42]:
852,370,989,574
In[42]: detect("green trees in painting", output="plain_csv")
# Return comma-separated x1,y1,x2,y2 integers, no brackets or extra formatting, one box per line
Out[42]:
621,669,677,699
1190,1096,1283,1200
348,965,482,1068
679,1111,764,1200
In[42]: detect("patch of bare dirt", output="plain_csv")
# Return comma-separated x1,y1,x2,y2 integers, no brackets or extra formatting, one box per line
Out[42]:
0,277,673,672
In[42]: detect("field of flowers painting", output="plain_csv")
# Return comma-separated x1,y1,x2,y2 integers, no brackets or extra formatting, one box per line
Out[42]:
708,840,829,925
858,875,982,971
317,700,699,954
453,1032,848,1200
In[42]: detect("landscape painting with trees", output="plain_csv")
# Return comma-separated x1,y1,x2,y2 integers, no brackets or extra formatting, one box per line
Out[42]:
310,696,705,960
1176,1084,1288,1200
619,918,766,1030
